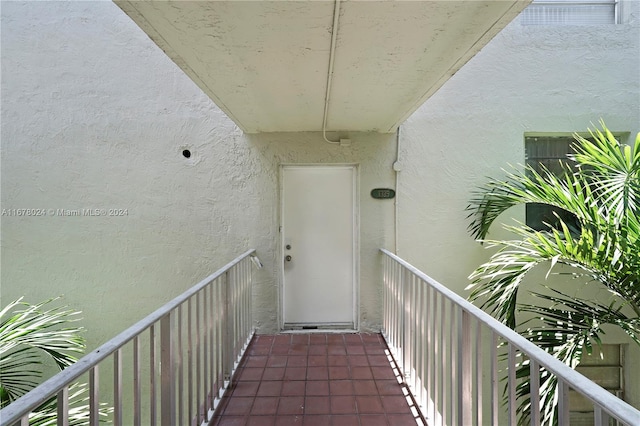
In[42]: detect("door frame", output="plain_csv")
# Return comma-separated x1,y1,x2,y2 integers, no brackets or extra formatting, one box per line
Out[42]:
278,164,360,331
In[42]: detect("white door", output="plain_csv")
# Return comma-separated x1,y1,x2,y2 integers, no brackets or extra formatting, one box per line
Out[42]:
281,165,356,328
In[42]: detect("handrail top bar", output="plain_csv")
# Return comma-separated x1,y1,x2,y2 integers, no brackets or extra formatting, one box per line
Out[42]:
380,248,640,424
0,249,256,425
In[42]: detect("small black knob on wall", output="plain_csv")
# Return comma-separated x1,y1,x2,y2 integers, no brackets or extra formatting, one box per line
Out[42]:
285,255,292,262
286,244,292,250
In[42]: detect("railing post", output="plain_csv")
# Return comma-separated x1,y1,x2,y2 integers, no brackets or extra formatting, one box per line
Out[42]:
475,321,483,425
160,311,176,426
89,366,99,426
594,406,610,426
113,348,122,425
401,265,407,378
558,379,570,426
508,344,517,425
530,360,541,426
57,386,69,426
133,336,141,426
458,309,472,426
491,331,498,426
224,270,233,383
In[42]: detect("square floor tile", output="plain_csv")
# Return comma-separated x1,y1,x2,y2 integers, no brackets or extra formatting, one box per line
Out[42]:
303,415,331,426
257,381,282,397
345,346,365,355
224,397,254,415
215,415,247,425
356,396,384,414
274,335,292,345
306,380,329,396
307,355,326,366
233,381,260,397
368,355,390,366
376,380,403,396
281,380,306,396
239,368,264,381
308,345,327,355
304,396,330,415
330,396,356,414
350,367,373,380
310,334,328,344
348,355,368,366
275,416,303,426
330,415,359,425
292,334,309,345
284,367,307,381
328,366,349,380
246,356,268,368
353,380,377,395
365,346,386,355
371,367,396,380
307,366,329,380
266,356,288,368
362,334,382,345
289,345,309,356
357,414,388,426
271,345,291,355
387,414,420,425
254,335,275,346
327,356,348,366
249,346,271,356
344,334,362,345
327,335,344,344
277,396,305,415
329,380,353,396
247,415,276,426
288,356,308,367
380,395,411,413
262,367,285,381
327,346,347,356
251,397,279,415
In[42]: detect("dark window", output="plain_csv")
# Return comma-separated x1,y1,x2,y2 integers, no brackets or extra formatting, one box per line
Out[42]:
525,135,579,232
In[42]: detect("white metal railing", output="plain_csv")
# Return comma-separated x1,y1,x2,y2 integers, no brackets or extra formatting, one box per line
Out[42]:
1,249,260,426
381,249,640,426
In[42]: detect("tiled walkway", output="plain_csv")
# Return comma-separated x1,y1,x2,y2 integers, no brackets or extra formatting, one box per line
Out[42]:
211,333,423,426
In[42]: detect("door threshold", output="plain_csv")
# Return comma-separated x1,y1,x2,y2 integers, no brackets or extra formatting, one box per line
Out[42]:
281,329,359,334
282,323,357,333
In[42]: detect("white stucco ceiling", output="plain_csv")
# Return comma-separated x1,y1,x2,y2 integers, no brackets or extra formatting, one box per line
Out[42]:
115,0,530,134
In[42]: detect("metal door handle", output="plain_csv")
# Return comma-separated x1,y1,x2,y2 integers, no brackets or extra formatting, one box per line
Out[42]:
285,255,292,262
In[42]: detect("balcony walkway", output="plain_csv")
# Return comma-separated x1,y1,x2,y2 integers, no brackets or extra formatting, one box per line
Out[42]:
212,333,424,426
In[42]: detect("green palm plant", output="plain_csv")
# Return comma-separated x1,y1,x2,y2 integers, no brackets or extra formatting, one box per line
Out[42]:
1,297,110,424
466,121,640,425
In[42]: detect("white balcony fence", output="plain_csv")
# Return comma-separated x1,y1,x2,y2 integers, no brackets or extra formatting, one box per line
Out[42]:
0,249,259,426
381,249,640,426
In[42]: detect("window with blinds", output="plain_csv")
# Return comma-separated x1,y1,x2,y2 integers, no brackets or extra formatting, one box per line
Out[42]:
520,0,618,25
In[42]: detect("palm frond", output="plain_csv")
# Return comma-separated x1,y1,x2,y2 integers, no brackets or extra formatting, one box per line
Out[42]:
0,298,85,407
466,122,640,426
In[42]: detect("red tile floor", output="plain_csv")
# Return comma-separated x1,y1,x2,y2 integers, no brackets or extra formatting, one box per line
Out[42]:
211,333,425,426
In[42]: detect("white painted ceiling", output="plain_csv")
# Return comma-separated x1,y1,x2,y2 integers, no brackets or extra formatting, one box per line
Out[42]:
115,1,530,134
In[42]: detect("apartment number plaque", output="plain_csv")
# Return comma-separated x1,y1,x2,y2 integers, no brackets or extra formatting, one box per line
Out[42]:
370,188,395,199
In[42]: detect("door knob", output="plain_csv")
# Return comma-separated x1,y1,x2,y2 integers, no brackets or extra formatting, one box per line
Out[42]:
285,255,292,262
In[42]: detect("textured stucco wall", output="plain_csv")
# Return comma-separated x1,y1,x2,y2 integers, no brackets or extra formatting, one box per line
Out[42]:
1,0,396,357
399,0,640,410
2,0,639,415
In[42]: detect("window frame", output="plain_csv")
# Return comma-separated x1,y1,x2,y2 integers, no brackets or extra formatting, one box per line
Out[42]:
520,0,620,25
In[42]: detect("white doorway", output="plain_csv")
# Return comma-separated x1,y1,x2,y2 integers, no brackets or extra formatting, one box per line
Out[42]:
281,165,357,329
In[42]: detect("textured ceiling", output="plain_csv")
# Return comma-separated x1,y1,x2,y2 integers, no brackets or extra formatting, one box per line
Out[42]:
116,1,530,134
